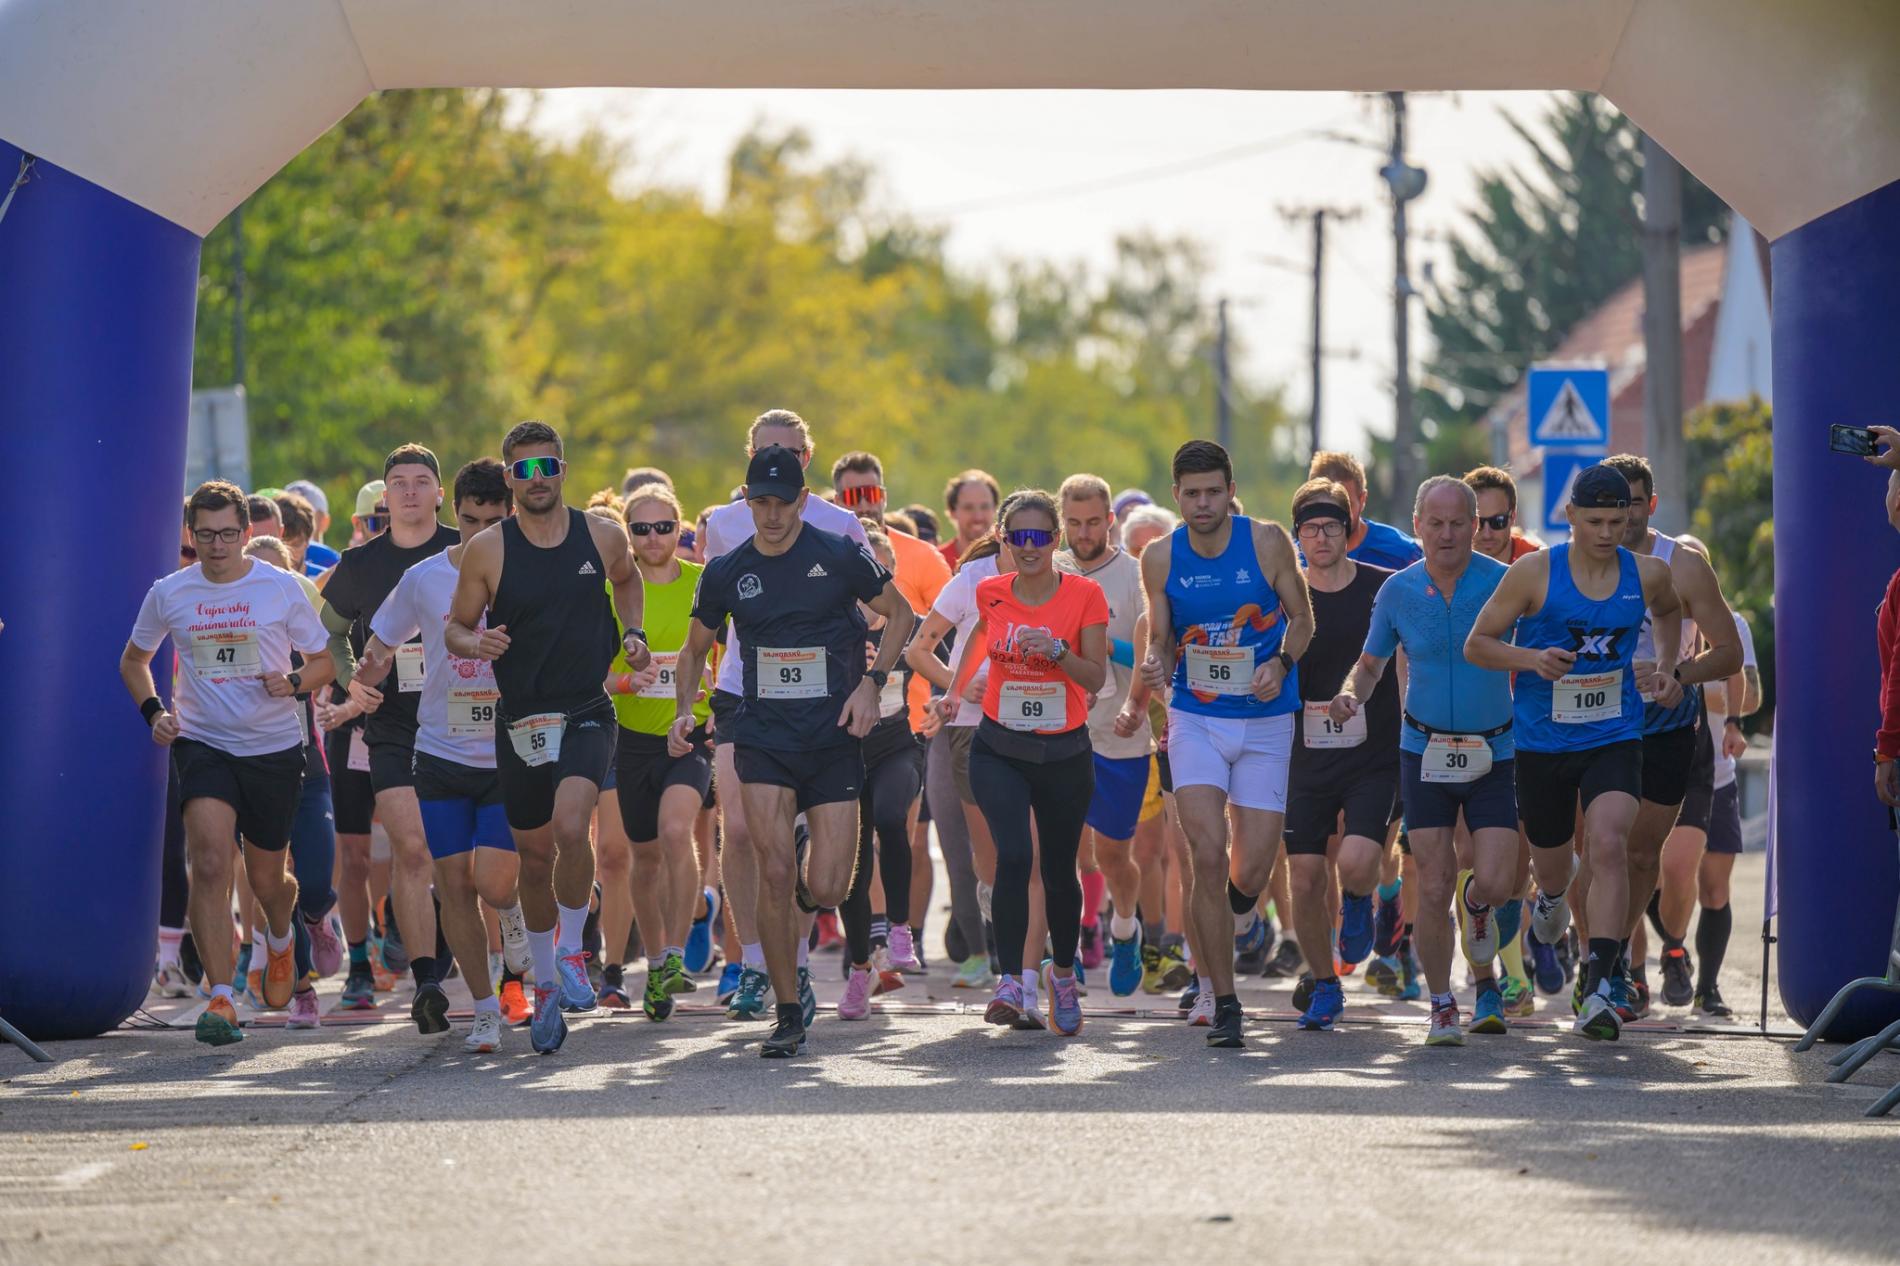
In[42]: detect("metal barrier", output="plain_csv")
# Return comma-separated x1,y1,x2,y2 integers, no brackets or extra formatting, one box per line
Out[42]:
1792,825,1900,1117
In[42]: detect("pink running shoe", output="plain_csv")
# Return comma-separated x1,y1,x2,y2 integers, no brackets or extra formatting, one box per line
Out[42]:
285,989,321,1030
985,975,1024,1026
839,967,873,1020
306,908,345,979
1051,973,1084,1036
887,924,922,973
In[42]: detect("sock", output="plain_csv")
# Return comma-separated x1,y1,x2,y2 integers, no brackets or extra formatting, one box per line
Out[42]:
1110,913,1140,942
265,923,293,954
473,994,501,1016
349,940,371,970
1585,937,1621,995
1476,975,1501,998
1197,974,1213,996
1215,992,1239,1013
1081,871,1107,926
528,926,558,988
211,982,236,1003
777,1000,803,1028
976,882,993,922
251,927,267,967
1461,881,1491,916
1226,878,1257,916
1021,969,1041,1008
870,916,890,949
797,937,810,968
1430,991,1455,1010
556,902,589,955
158,927,184,967
501,964,523,986
410,957,437,989
741,941,764,968
1695,902,1732,995
1143,920,1165,948
1499,927,1528,986
663,944,683,965
1377,878,1401,903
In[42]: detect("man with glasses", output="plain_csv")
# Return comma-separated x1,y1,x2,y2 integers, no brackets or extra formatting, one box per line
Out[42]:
700,410,869,1020
348,480,388,549
448,420,648,1054
318,444,460,1031
121,481,336,1046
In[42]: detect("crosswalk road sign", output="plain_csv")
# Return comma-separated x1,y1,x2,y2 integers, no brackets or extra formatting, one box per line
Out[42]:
1528,365,1609,447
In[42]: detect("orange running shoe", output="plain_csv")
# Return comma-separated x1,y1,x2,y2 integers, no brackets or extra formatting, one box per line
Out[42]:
371,961,398,993
264,939,297,1008
498,978,532,1026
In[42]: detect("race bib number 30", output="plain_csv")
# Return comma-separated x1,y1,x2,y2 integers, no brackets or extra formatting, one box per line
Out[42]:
448,685,500,738
190,627,260,677
999,680,1066,732
1421,733,1493,784
1302,700,1365,749
756,647,826,699
507,712,565,768
1552,670,1622,724
1185,644,1253,696
394,643,426,694
638,653,679,701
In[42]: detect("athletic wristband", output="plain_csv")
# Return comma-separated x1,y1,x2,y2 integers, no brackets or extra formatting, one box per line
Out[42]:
140,696,166,726
1274,651,1295,675
1110,637,1135,668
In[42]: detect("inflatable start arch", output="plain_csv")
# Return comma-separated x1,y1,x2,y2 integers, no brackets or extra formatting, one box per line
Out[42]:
2,0,1898,1039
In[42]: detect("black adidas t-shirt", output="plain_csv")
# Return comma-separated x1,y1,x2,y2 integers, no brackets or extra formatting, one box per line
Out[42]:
692,522,891,751
322,522,459,748
1294,561,1398,775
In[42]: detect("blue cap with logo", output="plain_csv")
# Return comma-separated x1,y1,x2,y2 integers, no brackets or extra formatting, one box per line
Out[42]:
1569,464,1632,509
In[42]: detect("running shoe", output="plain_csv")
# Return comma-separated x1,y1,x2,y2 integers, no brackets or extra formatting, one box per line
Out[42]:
499,979,532,1026
684,886,721,974
798,967,818,1028
660,952,697,996
1078,923,1103,971
1292,972,1316,1013
261,938,296,1009
641,968,673,1021
236,942,253,981
1398,946,1424,1002
1234,912,1268,958
953,956,994,990
598,981,632,1011
1500,974,1536,1018
1012,989,1049,1032
1233,937,1271,978
1496,897,1522,947
151,962,193,999
1469,983,1508,1035
1155,943,1194,992
1530,887,1570,946
1206,999,1244,1047
195,995,244,1046
1609,965,1638,1023
242,965,266,1010
1426,1000,1465,1046
285,989,321,1031
1693,987,1734,1020
465,1010,503,1053
871,945,906,997
814,911,845,952
1576,990,1621,1041
1178,978,1201,1012
1139,943,1167,995
985,975,1025,1026
1050,974,1083,1036
1298,978,1344,1031
761,1014,807,1058
1338,892,1375,966
556,950,597,1012
1363,955,1400,997
839,967,873,1020
716,961,744,1005
888,924,922,973
727,966,770,1020
1372,884,1404,957
339,969,377,1011
305,909,345,979
1660,946,1694,1007
371,960,399,994
1571,970,1589,1016
1108,933,1143,997
411,981,451,1034
1530,935,1565,996
1262,939,1305,979
380,921,410,975
530,985,568,1053
1187,989,1215,1028
1630,976,1653,1020
1456,870,1499,967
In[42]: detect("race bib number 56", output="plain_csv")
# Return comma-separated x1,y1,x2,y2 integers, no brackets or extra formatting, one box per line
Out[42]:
1185,644,1252,696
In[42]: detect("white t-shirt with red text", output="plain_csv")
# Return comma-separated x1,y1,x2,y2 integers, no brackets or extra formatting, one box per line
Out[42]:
370,551,499,769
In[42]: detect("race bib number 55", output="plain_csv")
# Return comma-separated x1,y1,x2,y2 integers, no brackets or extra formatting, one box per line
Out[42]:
507,713,565,768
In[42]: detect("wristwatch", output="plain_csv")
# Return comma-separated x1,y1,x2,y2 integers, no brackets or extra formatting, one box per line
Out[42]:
623,627,647,651
1274,651,1295,675
867,668,890,690
1052,644,1069,666
287,671,303,695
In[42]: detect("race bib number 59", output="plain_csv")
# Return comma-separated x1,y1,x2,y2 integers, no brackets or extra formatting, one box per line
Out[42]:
448,685,500,738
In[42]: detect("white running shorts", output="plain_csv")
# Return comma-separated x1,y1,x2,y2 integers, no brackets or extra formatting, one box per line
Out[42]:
1165,709,1293,813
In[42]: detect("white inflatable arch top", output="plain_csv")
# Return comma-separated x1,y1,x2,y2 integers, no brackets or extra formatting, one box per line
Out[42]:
2,0,1897,239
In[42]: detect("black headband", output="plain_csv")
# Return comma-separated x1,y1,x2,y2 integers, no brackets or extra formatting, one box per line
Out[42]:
1294,501,1350,527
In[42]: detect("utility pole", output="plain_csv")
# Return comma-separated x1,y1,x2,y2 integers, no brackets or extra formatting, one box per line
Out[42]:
1279,205,1360,460
1214,296,1232,454
1641,131,1686,534
1379,92,1427,521
231,202,246,389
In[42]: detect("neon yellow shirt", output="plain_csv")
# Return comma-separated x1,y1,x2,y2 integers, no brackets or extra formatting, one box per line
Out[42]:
609,559,712,736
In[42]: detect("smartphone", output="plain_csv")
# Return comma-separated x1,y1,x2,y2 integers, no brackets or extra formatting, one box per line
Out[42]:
1830,423,1878,457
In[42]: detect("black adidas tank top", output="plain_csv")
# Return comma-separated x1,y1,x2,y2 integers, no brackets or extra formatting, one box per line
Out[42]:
489,509,619,715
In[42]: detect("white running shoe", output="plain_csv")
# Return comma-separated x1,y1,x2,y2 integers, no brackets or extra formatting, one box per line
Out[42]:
1187,989,1215,1027
151,962,193,999
1531,887,1570,947
465,1009,504,1053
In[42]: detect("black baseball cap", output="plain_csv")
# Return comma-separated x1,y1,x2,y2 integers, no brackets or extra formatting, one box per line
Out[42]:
1569,464,1632,509
745,444,806,503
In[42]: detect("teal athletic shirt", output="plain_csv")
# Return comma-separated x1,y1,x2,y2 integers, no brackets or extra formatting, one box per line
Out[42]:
1363,552,1515,761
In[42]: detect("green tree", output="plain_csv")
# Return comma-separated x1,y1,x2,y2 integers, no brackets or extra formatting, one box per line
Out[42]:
1685,397,1774,722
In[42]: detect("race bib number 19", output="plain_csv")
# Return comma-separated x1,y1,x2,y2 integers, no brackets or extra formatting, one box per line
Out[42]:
999,680,1066,732
756,647,826,700
1552,670,1622,724
191,627,260,677
507,712,565,768
1302,700,1366,749
1185,644,1253,696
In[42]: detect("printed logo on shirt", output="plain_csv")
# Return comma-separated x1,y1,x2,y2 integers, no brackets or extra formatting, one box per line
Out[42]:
807,563,829,578
1235,568,1252,584
738,574,763,601
1565,626,1630,661
578,561,597,576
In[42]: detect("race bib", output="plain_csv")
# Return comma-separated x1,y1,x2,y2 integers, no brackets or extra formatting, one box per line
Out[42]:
1552,670,1622,724
999,680,1066,732
394,643,426,694
1421,733,1493,784
1302,700,1365,749
1185,644,1253,696
638,652,679,701
878,669,906,716
347,728,370,772
756,647,826,699
190,627,260,677
448,685,500,738
507,712,565,768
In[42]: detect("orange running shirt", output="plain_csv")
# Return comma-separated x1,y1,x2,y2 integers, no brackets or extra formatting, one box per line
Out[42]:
974,572,1108,736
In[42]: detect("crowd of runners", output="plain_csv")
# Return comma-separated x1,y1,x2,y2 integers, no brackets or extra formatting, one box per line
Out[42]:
123,408,1764,1058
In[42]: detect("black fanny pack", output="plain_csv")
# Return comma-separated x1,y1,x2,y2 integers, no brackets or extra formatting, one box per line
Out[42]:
976,716,1091,765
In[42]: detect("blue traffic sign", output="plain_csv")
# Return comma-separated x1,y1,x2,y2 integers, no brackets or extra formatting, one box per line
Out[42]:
1542,447,1608,535
1527,364,1610,447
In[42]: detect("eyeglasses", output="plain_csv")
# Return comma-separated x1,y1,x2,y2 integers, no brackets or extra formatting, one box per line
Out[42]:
1296,521,1346,541
1004,528,1057,549
1477,513,1512,531
629,520,677,537
191,527,242,545
836,485,887,510
509,456,565,481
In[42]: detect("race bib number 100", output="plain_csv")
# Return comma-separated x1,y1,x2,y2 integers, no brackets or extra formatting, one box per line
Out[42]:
999,680,1066,732
1184,644,1253,696
191,627,260,677
507,712,565,768
756,647,826,700
1552,670,1623,724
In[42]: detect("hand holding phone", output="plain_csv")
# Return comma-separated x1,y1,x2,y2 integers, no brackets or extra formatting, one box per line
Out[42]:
1862,425,1900,471
1831,423,1877,456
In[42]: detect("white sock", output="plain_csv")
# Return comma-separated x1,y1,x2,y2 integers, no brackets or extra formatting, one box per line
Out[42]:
157,927,184,967
976,882,993,921
1110,913,1140,942
265,923,293,954
251,927,267,962
797,938,810,968
473,994,501,1016
1021,969,1041,1008
741,941,764,968
1198,974,1214,996
528,926,558,988
211,983,235,1003
663,944,683,963
649,952,670,975
555,902,588,955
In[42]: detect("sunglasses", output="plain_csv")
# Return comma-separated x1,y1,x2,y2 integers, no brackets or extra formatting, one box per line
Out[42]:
837,485,887,510
360,512,387,535
1004,527,1057,549
1296,521,1346,540
509,456,565,481
629,520,677,537
1478,513,1512,531
191,527,243,545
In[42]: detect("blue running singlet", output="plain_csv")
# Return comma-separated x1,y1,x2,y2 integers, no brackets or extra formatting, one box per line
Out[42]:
1165,517,1298,719
1513,543,1646,753
1635,533,1699,735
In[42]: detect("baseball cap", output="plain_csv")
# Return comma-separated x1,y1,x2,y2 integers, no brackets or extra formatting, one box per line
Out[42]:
285,479,329,516
745,445,806,503
354,479,387,517
1113,489,1153,519
1569,465,1632,509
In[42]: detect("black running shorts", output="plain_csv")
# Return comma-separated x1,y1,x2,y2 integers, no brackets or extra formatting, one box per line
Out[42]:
172,737,306,852
733,741,864,812
494,696,618,831
1515,740,1643,849
614,726,714,842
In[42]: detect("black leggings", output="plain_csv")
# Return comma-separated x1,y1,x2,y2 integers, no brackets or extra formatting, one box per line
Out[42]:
160,763,189,929
841,723,923,965
969,731,1094,977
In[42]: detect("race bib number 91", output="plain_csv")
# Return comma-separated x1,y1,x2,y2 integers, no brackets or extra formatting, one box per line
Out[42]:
1185,644,1252,696
1552,670,1622,725
638,652,679,701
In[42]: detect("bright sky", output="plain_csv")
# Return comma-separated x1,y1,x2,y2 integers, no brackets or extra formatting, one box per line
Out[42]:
528,89,1558,461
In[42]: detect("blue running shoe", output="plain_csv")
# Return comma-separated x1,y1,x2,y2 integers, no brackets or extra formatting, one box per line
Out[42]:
530,984,568,1054
1530,935,1564,995
716,960,743,1006
556,950,597,1012
1297,977,1345,1031
1495,898,1523,947
798,967,817,1028
1398,946,1424,1002
684,886,720,974
1372,882,1404,957
1108,933,1142,997
1233,912,1267,956
728,966,770,1020
1470,982,1508,1034
1609,964,1636,1023
1338,892,1374,966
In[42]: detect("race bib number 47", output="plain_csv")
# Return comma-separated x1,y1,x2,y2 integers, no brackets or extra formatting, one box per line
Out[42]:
1552,670,1622,725
1185,644,1252,696
756,647,826,699
191,627,260,677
